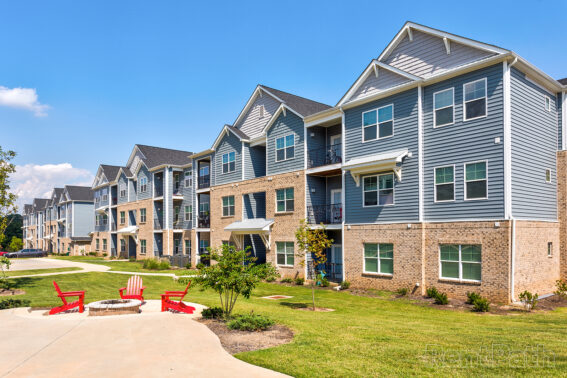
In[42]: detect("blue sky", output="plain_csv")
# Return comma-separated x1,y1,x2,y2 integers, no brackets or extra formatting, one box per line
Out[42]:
1,0,566,207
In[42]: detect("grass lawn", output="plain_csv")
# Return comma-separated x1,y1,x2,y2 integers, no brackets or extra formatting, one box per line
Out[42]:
49,256,196,276
5,272,566,376
3,267,82,276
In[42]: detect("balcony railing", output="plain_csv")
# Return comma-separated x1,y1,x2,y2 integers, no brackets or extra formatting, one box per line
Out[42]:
111,224,117,231
154,217,163,230
198,215,210,228
307,143,342,169
198,175,210,189
307,260,343,281
111,197,118,205
173,220,184,229
307,204,342,224
173,183,184,196
154,185,164,197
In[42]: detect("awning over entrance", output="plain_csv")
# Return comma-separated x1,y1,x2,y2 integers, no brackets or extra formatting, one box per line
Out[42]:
117,225,139,244
224,218,274,250
342,148,409,186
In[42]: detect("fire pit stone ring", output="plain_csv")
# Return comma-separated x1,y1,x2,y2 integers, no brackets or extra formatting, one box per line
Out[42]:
88,299,142,316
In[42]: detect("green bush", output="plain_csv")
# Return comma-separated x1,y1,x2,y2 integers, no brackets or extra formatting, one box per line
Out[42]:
554,279,567,298
129,257,136,262
295,277,304,286
396,287,409,296
265,276,276,282
340,281,351,290
102,253,108,257
472,297,490,312
185,263,192,269
88,252,97,256
158,260,170,270
433,291,448,305
142,259,160,270
0,298,30,310
227,313,274,331
466,292,481,305
518,291,538,311
426,287,439,298
201,306,224,319
281,278,293,284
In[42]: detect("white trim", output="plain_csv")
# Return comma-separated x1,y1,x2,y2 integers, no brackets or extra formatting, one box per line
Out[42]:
462,78,488,122
562,91,567,150
545,168,552,183
432,87,455,128
211,125,250,151
433,164,456,203
361,104,395,143
261,104,304,134
544,95,552,112
417,85,424,222
221,151,236,174
241,142,245,181
275,241,295,268
438,244,482,282
275,187,295,213
361,173,395,208
464,160,489,201
274,133,296,162
503,61,512,219
362,242,394,276
232,86,284,129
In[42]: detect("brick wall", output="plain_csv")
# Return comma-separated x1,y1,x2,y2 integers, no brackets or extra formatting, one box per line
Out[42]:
116,199,154,259
557,151,567,280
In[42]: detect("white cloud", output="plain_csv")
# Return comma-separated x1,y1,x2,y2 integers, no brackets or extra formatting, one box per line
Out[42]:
10,163,94,212
0,86,50,117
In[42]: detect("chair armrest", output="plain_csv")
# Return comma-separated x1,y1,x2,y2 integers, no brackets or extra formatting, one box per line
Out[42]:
119,287,126,292
164,291,185,294
163,293,184,298
59,291,85,297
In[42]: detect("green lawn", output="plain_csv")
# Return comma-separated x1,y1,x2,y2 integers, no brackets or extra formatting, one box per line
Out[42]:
49,256,196,276
5,272,566,376
3,267,82,276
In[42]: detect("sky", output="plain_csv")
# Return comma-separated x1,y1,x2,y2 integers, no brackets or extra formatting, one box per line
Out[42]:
1,0,566,210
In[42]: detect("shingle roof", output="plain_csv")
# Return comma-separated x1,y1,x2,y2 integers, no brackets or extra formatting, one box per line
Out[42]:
50,188,64,205
259,85,331,117
65,185,94,202
24,204,32,214
559,78,567,85
227,125,249,139
135,145,193,169
100,165,122,181
32,198,49,211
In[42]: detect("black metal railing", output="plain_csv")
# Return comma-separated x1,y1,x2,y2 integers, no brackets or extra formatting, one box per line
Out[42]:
307,204,342,224
306,260,343,281
111,197,118,205
198,175,210,189
154,184,164,197
307,143,342,169
173,220,184,229
154,217,163,230
198,215,210,228
173,183,184,196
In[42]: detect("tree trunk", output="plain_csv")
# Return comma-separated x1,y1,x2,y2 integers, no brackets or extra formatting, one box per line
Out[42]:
311,282,316,311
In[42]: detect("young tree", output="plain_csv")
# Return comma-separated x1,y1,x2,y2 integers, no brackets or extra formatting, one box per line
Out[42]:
0,147,17,248
8,237,23,252
295,219,334,311
195,244,278,317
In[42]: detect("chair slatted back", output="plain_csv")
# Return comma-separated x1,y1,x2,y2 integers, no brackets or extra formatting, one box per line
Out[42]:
126,276,143,296
179,282,191,301
53,281,67,305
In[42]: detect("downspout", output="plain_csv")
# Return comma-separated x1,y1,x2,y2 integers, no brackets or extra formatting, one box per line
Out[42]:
339,107,346,281
506,57,518,302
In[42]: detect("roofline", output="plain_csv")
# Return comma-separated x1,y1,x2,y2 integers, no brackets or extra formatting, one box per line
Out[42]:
232,85,284,129
126,145,146,170
211,125,250,151
261,104,304,134
149,162,192,172
189,149,214,159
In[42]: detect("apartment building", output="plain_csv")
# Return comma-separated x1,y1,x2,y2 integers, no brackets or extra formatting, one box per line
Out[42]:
43,188,64,253
22,204,33,248
54,185,94,254
91,145,193,259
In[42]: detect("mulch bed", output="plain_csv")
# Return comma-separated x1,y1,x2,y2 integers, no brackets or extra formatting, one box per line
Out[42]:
198,318,293,354
0,289,25,296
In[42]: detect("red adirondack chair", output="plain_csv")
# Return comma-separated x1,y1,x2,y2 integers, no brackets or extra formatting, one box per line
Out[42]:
161,282,195,314
119,276,146,301
49,281,85,315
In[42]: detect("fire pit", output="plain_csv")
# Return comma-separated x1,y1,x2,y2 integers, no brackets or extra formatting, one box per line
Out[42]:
88,299,142,316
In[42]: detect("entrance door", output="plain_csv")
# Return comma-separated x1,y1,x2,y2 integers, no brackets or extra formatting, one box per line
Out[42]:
128,236,136,258
330,189,342,223
330,134,342,162
331,244,343,281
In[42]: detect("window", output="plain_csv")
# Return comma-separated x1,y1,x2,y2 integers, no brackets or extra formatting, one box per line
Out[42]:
276,188,294,212
102,214,108,225
363,243,393,275
440,244,481,281
96,239,100,251
120,183,126,198
184,171,192,187
174,239,181,254
362,104,394,142
435,166,455,202
276,134,295,162
140,240,146,254
140,208,146,223
276,242,294,266
102,189,108,202
434,88,454,127
259,104,265,118
199,165,209,177
185,240,191,254
184,205,192,221
95,215,100,226
465,161,487,200
140,177,147,193
222,196,235,217
120,239,126,253
120,211,126,224
463,78,487,120
363,173,394,207
174,206,180,222
546,169,551,183
102,239,107,251
222,152,236,174
545,96,552,112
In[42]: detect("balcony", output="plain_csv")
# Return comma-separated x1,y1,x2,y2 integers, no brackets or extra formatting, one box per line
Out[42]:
198,215,210,228
154,185,164,197
111,224,117,232
173,183,184,197
154,217,163,230
111,197,118,206
173,219,184,230
198,175,210,189
307,143,342,169
307,204,342,225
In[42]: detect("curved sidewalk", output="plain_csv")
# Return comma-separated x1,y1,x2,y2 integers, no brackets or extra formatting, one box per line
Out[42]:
6,258,110,278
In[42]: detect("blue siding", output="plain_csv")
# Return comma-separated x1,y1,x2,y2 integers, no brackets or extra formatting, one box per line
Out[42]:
136,165,152,201
243,192,266,219
326,175,342,203
559,92,563,150
214,131,242,185
128,178,137,203
243,144,266,180
510,67,558,220
267,112,305,175
423,64,505,220
74,202,94,237
344,88,419,223
181,167,193,229
306,176,326,208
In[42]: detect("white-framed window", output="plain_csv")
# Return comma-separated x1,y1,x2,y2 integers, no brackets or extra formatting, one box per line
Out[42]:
363,243,393,275
184,171,192,187
185,239,191,254
363,173,394,207
434,165,455,202
174,238,181,254
95,239,100,251
275,134,295,162
102,214,108,225
222,152,235,174
140,208,146,223
120,183,126,198
276,241,294,266
120,211,126,225
184,205,192,221
362,104,394,142
463,78,487,121
545,169,551,183
140,177,147,193
140,239,146,254
440,244,481,281
464,161,487,200
95,215,100,226
433,88,454,127
548,242,553,257
174,206,180,222
545,96,552,112
102,188,108,202
276,188,294,212
120,239,126,253
102,239,107,251
222,196,235,217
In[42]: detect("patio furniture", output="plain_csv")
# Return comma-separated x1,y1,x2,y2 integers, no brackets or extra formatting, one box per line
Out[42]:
119,275,146,301
49,281,85,315
161,282,195,314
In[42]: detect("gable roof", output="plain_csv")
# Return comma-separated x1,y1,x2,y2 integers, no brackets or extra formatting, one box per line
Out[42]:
129,145,193,170
32,198,49,211
559,78,567,86
65,185,94,202
50,188,64,206
258,85,331,118
100,165,121,181
24,204,32,214
211,125,250,150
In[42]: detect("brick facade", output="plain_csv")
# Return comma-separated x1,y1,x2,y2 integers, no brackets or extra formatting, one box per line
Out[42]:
557,151,567,281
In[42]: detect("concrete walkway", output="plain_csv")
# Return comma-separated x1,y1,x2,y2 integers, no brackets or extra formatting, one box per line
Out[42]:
0,301,287,377
6,258,110,278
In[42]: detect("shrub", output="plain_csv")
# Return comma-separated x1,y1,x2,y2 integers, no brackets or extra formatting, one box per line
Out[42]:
340,281,351,290
129,257,136,262
185,263,192,269
426,287,439,298
265,276,276,282
281,278,293,284
466,292,481,305
201,306,224,319
295,277,304,286
0,298,30,310
158,260,170,270
319,277,330,287
472,297,490,312
88,252,97,256
227,312,274,331
518,291,538,311
102,253,108,257
396,287,409,296
142,259,160,270
554,279,567,298
433,291,448,305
